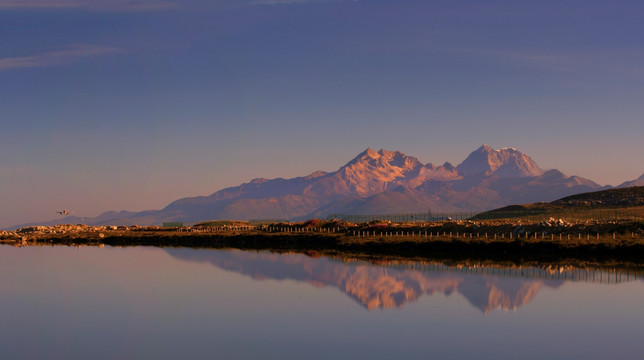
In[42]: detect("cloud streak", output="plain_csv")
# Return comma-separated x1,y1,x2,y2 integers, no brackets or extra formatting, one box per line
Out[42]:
250,0,358,5
0,0,175,11
0,44,122,71
0,0,355,10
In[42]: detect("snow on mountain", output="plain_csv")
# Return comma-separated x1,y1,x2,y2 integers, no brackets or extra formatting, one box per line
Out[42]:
7,145,611,228
332,148,423,195
617,173,644,188
456,144,543,177
145,145,601,222
331,148,459,196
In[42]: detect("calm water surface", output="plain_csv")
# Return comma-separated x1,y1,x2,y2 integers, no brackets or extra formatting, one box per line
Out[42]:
1,245,643,359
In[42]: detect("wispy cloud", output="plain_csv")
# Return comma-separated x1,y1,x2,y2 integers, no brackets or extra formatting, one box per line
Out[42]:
0,44,122,71
0,0,175,11
250,0,358,5
0,0,356,10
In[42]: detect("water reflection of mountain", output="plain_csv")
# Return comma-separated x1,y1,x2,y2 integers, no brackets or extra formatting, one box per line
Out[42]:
165,249,567,313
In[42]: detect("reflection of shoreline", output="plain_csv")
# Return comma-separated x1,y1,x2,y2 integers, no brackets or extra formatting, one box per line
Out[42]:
165,249,584,313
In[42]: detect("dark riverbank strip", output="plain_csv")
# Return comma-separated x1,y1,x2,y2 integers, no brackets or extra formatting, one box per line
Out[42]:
4,224,644,268
107,233,644,264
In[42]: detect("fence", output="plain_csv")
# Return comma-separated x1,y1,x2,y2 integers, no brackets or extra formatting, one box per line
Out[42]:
249,219,290,225
328,207,643,224
327,212,481,223
161,207,643,228
473,207,643,223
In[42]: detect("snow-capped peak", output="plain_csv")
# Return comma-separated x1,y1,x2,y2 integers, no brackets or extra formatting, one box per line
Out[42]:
456,144,543,177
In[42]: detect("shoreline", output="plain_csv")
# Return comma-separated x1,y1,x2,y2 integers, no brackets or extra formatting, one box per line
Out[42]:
2,221,644,268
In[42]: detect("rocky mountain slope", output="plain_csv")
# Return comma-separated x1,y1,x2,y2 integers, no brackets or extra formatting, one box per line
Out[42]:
152,145,605,223
481,185,644,215
456,144,543,177
618,173,644,188
12,144,633,229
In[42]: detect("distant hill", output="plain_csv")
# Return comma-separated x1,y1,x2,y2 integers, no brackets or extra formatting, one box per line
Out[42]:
553,186,644,207
11,144,642,229
482,186,644,214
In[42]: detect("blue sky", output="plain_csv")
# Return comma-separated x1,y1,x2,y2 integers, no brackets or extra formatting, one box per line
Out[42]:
2,0,644,227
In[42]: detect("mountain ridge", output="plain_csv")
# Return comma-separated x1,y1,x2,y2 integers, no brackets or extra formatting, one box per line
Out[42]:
456,144,543,178
618,173,644,188
7,145,638,229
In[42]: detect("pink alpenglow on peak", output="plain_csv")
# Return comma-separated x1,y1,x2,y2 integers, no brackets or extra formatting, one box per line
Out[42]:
456,144,543,177
338,148,458,196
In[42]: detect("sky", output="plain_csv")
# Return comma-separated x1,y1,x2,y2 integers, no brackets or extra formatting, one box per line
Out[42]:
2,0,644,228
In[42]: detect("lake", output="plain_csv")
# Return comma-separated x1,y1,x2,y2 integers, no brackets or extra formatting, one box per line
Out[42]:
1,245,642,359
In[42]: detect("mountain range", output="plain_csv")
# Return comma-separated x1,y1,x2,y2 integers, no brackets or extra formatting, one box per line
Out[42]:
11,144,644,228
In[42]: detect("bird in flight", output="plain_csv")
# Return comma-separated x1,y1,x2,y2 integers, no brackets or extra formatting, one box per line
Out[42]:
56,210,70,216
